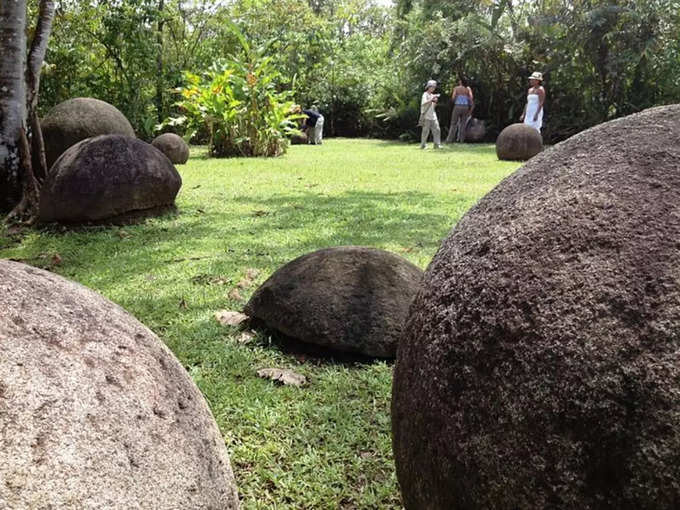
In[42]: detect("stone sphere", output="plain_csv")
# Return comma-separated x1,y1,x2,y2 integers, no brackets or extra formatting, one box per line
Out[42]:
39,135,181,224
392,105,680,509
496,122,542,160
0,259,239,509
244,246,424,358
291,133,308,145
464,118,486,142
151,133,190,164
41,97,135,169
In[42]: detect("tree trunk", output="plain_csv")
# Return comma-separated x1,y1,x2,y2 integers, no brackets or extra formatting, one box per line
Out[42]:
0,0,27,212
26,0,56,184
156,0,165,124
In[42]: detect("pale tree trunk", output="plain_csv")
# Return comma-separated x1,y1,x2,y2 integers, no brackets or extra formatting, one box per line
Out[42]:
0,0,27,212
0,0,55,222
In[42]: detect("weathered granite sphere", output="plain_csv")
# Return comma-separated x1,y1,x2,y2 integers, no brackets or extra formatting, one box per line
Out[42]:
151,133,190,164
39,134,181,223
244,246,424,358
291,132,308,145
41,97,135,169
392,105,680,509
0,259,239,509
464,118,486,142
495,122,542,160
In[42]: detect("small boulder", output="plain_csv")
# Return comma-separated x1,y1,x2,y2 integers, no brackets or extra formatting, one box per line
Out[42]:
0,259,239,509
152,133,190,164
244,246,423,358
291,133,308,145
39,134,181,224
41,97,135,169
392,105,680,509
496,122,542,160
464,118,486,142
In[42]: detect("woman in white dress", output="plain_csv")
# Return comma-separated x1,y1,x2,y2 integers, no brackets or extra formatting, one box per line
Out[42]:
520,71,545,132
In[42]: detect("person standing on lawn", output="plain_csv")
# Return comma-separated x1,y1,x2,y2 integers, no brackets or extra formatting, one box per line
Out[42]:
446,77,474,143
420,80,442,149
520,71,545,132
302,107,324,145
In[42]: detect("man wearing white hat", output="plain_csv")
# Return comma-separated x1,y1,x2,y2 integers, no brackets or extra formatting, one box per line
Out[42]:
420,80,442,149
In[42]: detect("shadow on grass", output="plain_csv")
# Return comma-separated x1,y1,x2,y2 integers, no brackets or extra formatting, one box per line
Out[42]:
247,318,391,367
4,188,465,364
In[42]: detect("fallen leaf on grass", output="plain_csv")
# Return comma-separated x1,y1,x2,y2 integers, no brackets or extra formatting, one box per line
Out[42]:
257,368,307,387
179,297,188,309
228,288,243,301
50,253,63,266
214,310,249,326
237,330,256,344
245,268,260,280
252,210,270,217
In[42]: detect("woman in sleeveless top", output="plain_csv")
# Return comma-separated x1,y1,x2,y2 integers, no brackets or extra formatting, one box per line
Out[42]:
520,71,545,132
446,77,474,143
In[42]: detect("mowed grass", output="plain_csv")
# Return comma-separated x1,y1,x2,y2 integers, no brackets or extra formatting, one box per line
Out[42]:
0,138,520,509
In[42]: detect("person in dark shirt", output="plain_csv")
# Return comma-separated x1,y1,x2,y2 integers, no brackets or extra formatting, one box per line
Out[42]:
301,108,324,145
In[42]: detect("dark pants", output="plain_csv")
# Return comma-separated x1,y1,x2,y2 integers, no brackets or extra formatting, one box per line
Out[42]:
446,105,471,143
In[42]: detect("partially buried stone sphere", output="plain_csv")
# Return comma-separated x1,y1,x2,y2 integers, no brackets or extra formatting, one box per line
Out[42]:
0,260,239,509
41,97,135,169
39,134,182,224
152,133,190,164
496,122,542,160
244,246,424,358
392,105,680,509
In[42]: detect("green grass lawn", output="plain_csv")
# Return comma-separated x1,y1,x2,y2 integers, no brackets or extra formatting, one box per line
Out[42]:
0,138,519,509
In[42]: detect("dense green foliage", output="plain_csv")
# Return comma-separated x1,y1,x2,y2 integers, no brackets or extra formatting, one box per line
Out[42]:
1,139,521,508
38,0,680,144
163,26,300,157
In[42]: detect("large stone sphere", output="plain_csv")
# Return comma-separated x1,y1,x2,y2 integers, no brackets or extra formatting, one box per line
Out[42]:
464,117,486,142
151,133,190,164
392,105,680,509
41,97,135,169
496,122,542,160
244,246,424,358
0,259,239,509
39,134,181,224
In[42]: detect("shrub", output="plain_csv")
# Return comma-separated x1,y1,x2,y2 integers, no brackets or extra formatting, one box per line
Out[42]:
161,25,301,158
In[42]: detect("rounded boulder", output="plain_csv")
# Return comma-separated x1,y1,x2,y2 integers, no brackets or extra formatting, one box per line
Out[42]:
41,97,135,169
39,134,182,224
244,246,424,358
0,259,239,509
392,105,680,509
496,122,542,160
151,133,190,164
464,118,486,142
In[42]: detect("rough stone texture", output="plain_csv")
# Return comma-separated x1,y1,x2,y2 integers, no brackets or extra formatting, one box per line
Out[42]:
39,135,182,224
0,259,239,509
392,105,680,510
41,97,135,169
464,118,486,142
291,133,308,145
244,246,424,358
495,122,542,160
152,133,190,164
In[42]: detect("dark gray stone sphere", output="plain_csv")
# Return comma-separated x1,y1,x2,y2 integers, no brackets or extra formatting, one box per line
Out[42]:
39,135,181,224
41,97,135,169
496,122,542,160
244,246,424,358
393,105,680,510
464,118,486,142
151,133,190,164
0,259,239,509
